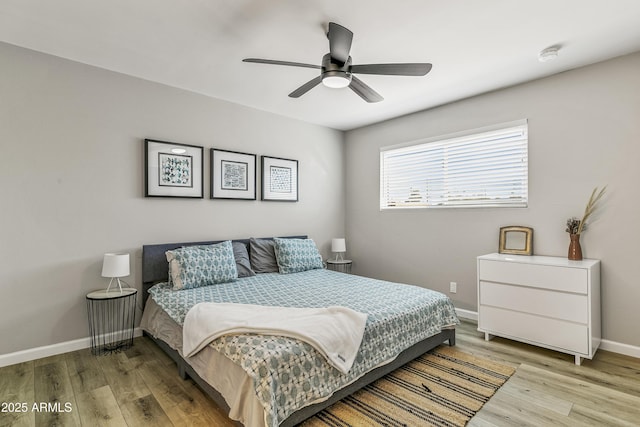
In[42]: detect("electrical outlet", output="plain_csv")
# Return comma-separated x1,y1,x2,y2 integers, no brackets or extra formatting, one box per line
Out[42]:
449,282,457,293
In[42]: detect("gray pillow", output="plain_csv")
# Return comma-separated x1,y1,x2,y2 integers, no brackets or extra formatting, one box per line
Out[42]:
233,241,256,277
249,238,279,273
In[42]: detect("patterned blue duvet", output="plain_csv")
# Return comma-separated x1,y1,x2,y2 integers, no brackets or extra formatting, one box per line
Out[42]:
149,268,459,426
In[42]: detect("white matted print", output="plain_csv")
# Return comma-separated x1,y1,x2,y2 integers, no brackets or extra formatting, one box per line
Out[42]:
159,153,192,187
261,156,298,202
145,139,203,198
211,149,256,200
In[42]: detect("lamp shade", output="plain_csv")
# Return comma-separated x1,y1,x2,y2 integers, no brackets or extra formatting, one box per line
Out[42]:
331,238,346,253
101,253,130,278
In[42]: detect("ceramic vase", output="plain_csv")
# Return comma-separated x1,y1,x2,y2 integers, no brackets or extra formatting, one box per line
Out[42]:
568,233,583,260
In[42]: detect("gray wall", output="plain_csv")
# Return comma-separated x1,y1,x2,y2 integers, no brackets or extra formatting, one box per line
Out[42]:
345,52,640,347
0,42,345,355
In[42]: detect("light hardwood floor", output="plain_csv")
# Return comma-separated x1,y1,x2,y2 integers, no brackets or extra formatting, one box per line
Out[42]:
1,320,639,426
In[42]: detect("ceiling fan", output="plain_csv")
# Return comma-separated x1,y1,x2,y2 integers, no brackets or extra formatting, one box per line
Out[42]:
243,22,432,103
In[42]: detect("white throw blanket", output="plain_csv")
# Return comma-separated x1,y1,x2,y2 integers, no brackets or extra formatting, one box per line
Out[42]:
183,302,368,374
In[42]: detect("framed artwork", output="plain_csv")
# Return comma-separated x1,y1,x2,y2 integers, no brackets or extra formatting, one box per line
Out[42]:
499,226,534,255
144,139,203,198
210,148,256,200
261,156,298,202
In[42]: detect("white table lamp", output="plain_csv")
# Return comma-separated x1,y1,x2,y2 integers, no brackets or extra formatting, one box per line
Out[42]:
331,238,346,261
102,253,130,293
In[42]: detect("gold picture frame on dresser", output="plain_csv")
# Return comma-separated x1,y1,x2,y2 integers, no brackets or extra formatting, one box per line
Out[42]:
499,226,533,255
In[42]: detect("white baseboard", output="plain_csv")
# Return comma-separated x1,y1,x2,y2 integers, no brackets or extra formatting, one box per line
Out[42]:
0,328,143,368
600,339,640,359
455,308,478,322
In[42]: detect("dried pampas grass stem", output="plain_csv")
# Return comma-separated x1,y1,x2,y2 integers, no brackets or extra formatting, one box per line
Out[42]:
577,186,607,235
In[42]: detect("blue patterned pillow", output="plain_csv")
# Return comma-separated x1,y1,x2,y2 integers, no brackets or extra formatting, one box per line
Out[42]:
166,241,238,290
273,238,323,274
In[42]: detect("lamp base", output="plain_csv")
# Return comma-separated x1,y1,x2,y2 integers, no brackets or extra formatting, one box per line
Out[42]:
106,277,125,293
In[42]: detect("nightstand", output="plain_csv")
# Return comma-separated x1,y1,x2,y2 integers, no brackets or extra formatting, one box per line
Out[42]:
326,259,352,274
86,288,137,355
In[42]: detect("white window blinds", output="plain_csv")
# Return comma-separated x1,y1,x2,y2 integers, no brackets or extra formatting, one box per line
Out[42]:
380,121,528,209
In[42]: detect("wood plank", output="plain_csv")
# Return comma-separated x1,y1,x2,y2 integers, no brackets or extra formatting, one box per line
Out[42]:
136,359,197,408
575,350,640,398
136,358,232,426
123,341,147,360
457,323,640,398
33,361,81,426
476,390,576,427
33,353,67,368
33,362,76,400
595,348,640,370
75,385,127,426
0,361,34,400
98,352,151,406
179,380,237,427
467,415,500,427
65,348,108,395
135,336,176,367
120,393,173,427
457,319,640,426
569,403,640,427
0,410,34,427
515,364,640,424
500,375,573,416
0,361,35,427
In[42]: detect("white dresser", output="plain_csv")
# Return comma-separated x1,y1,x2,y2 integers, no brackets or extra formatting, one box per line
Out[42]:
477,253,601,365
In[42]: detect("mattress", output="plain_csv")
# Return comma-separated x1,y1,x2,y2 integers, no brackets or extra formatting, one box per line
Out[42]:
141,298,268,426
144,268,459,426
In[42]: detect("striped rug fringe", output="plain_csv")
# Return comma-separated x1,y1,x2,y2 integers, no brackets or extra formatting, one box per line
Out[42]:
301,345,516,427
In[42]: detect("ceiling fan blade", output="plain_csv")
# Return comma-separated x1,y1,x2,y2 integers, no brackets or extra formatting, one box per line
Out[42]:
351,63,432,76
243,58,321,70
327,22,353,64
289,76,323,98
349,76,383,103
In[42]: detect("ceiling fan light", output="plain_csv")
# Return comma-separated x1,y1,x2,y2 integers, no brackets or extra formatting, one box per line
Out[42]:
322,74,351,89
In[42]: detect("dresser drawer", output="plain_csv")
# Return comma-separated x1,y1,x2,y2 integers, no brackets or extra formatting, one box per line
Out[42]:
479,281,588,323
479,259,587,294
479,306,589,354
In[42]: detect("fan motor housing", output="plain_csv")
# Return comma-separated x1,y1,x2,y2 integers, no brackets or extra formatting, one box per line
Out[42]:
321,53,352,87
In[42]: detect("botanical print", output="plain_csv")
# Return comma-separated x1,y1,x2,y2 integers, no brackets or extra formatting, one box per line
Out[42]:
270,166,292,193
221,160,248,191
159,153,193,187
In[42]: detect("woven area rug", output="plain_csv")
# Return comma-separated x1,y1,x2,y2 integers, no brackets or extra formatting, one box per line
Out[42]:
301,345,515,427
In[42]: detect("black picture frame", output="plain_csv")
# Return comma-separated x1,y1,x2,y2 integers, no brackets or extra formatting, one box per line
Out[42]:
144,139,203,198
210,148,256,200
261,156,298,202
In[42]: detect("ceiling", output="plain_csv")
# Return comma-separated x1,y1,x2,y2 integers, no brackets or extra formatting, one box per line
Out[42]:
2,1,640,131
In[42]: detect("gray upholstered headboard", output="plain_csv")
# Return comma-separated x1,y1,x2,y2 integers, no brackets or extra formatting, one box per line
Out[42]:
141,235,307,303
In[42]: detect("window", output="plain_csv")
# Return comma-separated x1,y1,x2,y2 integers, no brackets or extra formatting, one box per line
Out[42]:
380,120,528,209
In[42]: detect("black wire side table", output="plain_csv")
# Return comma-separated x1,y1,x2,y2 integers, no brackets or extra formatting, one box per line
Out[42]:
86,288,137,355
326,259,353,274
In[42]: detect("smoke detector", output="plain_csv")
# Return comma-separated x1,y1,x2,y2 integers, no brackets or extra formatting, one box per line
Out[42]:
539,46,560,62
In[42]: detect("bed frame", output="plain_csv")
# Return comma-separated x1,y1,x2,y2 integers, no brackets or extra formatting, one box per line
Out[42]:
141,236,456,427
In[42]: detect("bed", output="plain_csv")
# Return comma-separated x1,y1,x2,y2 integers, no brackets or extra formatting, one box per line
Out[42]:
140,236,458,427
